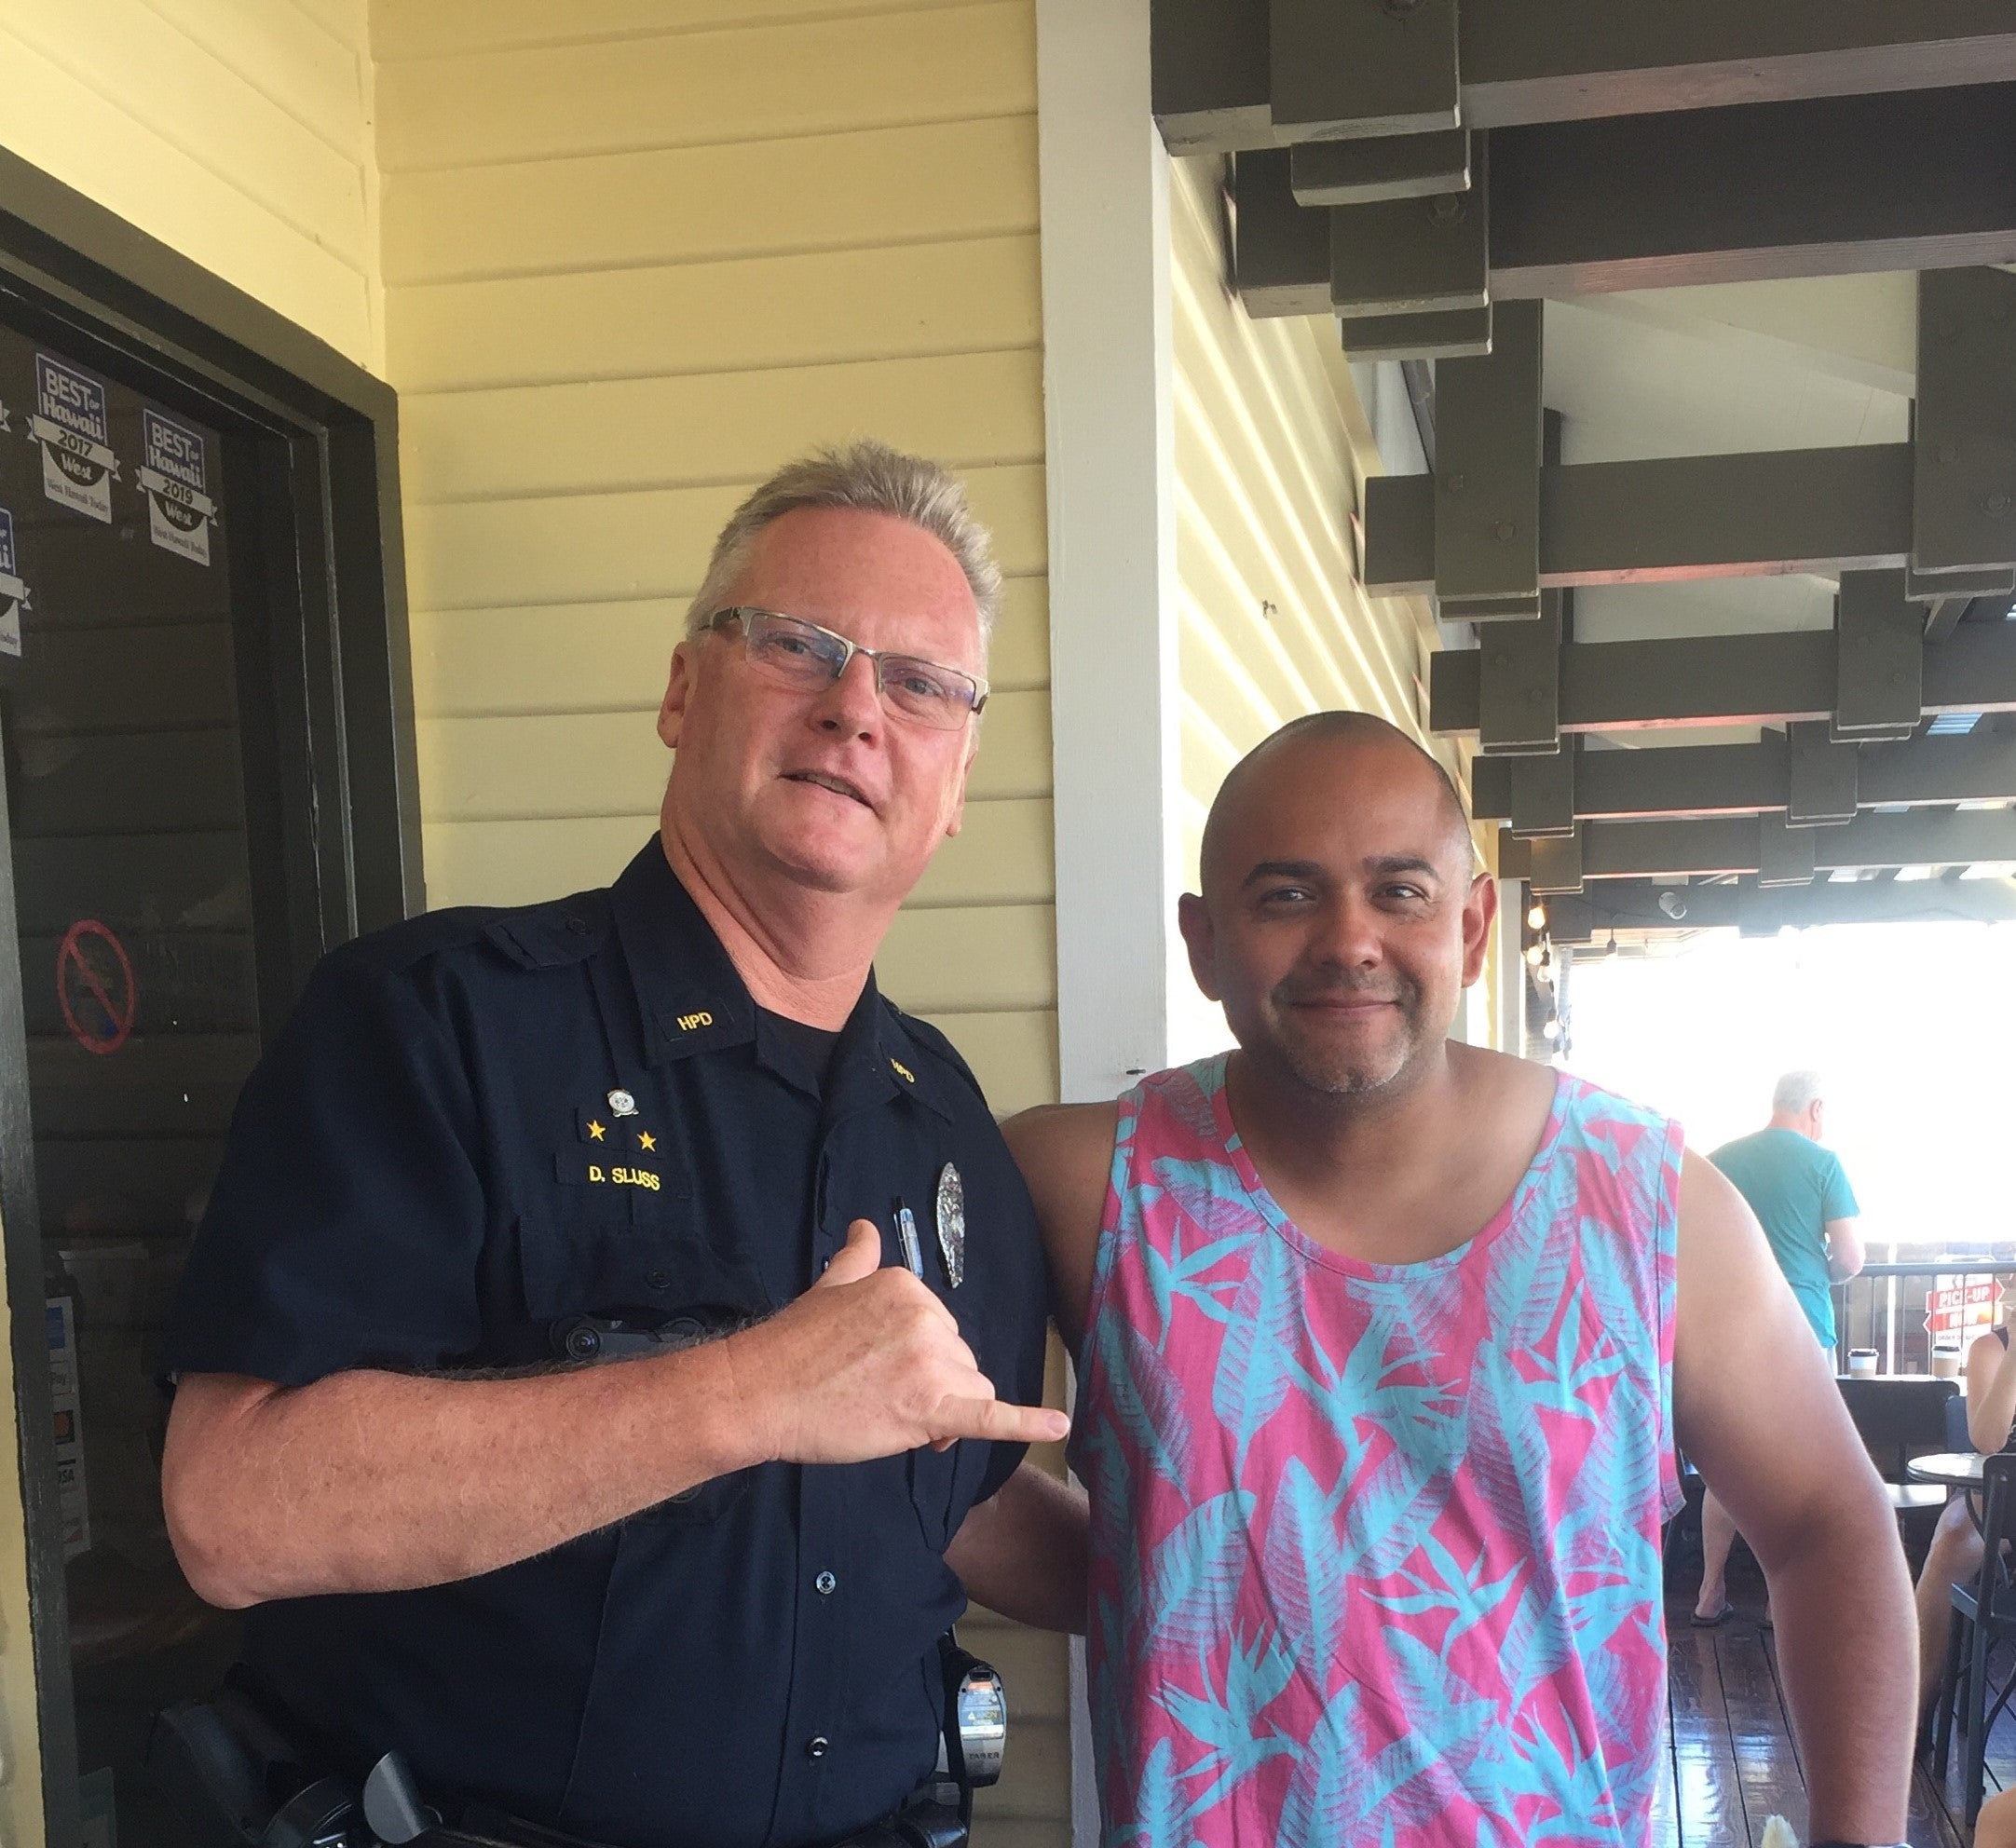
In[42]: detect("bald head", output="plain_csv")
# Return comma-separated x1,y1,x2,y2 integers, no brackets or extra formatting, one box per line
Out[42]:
1199,712,1473,904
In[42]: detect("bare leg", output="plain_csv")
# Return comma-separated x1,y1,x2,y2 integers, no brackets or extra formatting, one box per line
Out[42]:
1696,1488,1739,1620
1915,1496,1983,1716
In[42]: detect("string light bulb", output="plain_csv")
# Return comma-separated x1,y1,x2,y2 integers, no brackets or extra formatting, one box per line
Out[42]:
1542,1016,1561,1043
1526,901,1546,931
1524,943,1546,968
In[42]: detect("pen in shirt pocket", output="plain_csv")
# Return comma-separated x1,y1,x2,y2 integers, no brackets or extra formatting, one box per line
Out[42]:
893,1198,925,1278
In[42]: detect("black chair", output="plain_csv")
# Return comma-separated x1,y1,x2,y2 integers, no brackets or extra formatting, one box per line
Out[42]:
1836,1376,1959,1537
1934,1452,2016,1823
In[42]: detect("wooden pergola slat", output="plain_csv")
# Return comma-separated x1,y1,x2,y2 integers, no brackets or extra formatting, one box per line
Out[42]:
1498,807,2016,881
1367,446,1915,595
1431,626,2016,737
1158,0,2016,153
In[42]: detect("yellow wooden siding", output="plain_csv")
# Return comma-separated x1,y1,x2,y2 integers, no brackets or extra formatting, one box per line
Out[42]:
370,0,990,61
1168,154,1468,1058
0,0,381,372
373,5,1033,172
372,5,1065,1833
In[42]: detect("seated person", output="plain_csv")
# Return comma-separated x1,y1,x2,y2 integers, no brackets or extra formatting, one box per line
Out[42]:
1914,1323,2016,1715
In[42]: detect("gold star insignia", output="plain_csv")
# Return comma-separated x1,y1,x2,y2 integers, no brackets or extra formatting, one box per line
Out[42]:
587,1120,606,1141
637,1130,657,1152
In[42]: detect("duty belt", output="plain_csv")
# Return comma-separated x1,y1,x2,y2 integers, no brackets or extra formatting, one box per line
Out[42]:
430,1793,966,1848
152,1652,993,1848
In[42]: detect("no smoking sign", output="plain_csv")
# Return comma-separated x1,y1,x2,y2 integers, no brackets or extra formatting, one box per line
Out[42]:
57,919,135,1055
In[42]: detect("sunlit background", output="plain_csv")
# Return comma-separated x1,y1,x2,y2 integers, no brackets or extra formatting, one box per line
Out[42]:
1564,920,2016,1251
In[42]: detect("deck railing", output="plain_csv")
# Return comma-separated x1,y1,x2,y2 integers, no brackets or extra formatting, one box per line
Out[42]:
1831,1254,2016,1375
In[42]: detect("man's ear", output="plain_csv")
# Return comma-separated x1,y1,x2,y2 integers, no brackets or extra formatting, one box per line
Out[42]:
659,640,698,750
942,724,981,839
1177,891,1222,1001
1460,870,1498,988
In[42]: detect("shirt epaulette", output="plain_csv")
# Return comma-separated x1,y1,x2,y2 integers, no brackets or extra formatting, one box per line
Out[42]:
329,904,519,977
882,1006,987,1112
480,890,615,971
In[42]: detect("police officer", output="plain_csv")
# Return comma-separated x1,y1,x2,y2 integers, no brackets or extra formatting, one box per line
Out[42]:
159,442,1083,1848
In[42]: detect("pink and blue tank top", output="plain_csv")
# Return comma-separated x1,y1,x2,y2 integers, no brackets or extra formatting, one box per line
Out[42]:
1070,1056,1683,1846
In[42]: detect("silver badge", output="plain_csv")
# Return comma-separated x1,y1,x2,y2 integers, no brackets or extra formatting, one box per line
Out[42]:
607,1089,637,1118
934,1162,965,1289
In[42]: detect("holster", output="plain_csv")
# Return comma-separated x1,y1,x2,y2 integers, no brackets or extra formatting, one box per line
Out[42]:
150,1680,336,1848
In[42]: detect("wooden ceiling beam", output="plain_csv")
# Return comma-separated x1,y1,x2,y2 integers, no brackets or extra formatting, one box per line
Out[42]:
1366,445,1914,595
1498,807,2016,881
1486,87,2016,297
1159,1,2016,153
1473,731,2016,823
1536,875,2016,938
1234,88,2016,323
1914,267,2016,579
1431,625,2016,737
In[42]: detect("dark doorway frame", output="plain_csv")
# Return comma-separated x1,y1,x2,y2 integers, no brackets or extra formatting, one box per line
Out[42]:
0,146,420,1846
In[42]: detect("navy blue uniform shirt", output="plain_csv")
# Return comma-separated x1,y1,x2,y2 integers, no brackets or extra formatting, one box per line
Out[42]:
164,840,1052,1848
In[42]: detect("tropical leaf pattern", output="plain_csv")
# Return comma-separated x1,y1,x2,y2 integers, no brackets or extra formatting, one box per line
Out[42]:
1070,1057,1682,1846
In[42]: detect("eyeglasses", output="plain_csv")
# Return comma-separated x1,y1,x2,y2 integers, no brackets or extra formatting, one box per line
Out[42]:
706,606,988,731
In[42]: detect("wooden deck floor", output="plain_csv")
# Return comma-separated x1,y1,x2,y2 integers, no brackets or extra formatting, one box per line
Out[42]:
1658,1586,2009,1847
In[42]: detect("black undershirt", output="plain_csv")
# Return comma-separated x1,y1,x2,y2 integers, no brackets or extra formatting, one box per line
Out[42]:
760,1008,842,1089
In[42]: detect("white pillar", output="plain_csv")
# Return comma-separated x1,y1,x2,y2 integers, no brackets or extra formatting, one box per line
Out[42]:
1038,0,1180,1108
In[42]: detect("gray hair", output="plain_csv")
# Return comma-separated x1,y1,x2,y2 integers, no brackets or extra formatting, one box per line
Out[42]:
683,441,1002,647
1772,1070,1823,1115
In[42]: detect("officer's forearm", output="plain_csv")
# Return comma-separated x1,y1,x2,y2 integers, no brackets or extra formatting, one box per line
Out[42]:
944,1459,1087,1635
163,1346,760,1607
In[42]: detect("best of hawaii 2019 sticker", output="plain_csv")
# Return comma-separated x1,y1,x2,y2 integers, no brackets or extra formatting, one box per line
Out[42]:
0,505,29,659
29,353,119,524
139,408,215,565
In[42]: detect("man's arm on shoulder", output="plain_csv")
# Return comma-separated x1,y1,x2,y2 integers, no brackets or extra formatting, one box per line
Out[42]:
944,1459,1088,1634
930,1103,1120,1637
1001,1102,1122,1361
1672,1149,1912,1843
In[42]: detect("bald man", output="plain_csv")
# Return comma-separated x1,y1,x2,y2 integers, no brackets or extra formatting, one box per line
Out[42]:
1008,713,1914,1848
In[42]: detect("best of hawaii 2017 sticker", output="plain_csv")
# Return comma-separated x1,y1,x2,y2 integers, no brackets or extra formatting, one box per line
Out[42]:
139,408,215,565
0,505,29,659
29,353,119,524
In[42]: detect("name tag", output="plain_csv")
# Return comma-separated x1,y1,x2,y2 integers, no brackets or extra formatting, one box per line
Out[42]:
554,1155,662,1191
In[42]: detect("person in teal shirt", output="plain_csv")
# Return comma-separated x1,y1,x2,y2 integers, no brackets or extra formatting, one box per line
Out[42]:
1693,1070,1865,1625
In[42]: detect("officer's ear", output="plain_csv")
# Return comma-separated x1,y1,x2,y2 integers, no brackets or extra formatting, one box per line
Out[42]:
941,723,983,837
659,639,699,750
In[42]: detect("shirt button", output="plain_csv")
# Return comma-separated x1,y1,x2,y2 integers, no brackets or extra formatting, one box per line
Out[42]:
646,1270,672,1293
806,1735,829,1760
814,1569,837,1597
565,915,592,937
